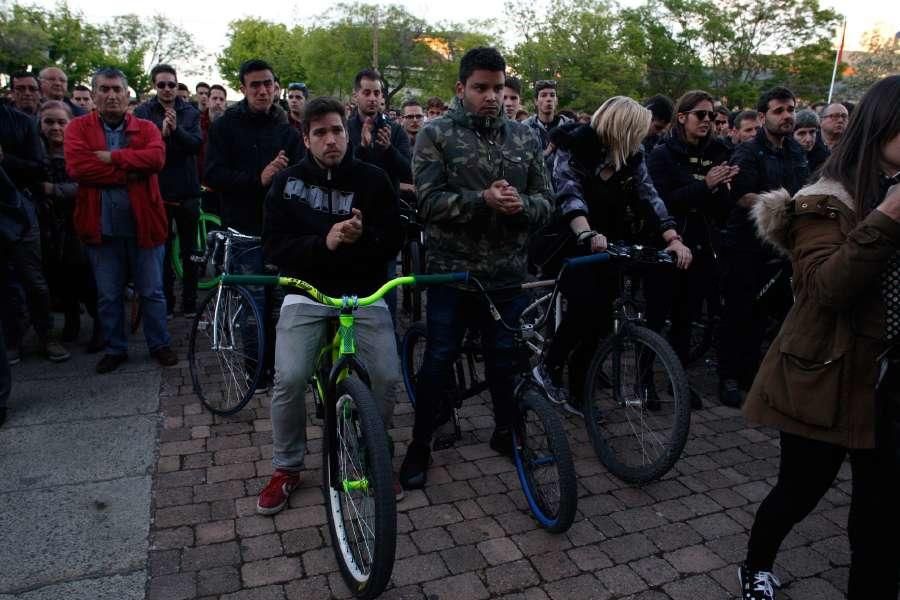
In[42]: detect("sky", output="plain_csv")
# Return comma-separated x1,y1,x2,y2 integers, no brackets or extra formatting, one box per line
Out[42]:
29,0,900,94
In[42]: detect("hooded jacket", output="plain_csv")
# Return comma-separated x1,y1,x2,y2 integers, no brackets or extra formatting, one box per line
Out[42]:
551,122,676,243
134,96,202,201
263,150,402,298
204,99,303,235
745,178,900,448
413,96,552,289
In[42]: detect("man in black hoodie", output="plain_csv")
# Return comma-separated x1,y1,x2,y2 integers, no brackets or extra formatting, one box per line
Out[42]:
256,97,403,515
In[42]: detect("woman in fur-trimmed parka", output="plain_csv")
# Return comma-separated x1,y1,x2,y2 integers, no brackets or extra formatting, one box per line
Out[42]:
737,75,900,600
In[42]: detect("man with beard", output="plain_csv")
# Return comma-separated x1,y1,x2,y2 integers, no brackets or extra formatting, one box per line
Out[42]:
718,86,809,407
257,96,403,512
399,47,552,490
400,99,425,152
347,68,411,193
819,102,849,150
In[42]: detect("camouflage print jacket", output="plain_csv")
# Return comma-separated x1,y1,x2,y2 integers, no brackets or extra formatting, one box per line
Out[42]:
413,97,552,289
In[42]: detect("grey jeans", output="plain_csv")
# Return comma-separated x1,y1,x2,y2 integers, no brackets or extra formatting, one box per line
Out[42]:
270,300,402,470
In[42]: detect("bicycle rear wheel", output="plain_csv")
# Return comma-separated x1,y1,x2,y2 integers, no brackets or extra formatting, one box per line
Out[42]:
324,376,396,599
583,324,690,484
188,285,264,415
513,387,577,533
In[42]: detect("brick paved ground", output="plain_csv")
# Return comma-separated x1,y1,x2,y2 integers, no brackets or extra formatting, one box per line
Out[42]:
147,315,852,600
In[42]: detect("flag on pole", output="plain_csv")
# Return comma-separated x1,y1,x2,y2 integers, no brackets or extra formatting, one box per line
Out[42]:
828,18,847,103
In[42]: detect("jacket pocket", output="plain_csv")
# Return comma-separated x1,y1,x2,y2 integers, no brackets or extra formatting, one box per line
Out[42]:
769,339,844,428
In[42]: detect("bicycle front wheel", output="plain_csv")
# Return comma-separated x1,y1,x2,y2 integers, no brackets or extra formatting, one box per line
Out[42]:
513,387,577,533
583,324,690,484
324,377,396,599
400,321,428,408
188,285,264,415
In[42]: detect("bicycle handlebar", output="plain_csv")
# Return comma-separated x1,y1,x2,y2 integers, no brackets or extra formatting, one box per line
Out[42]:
563,253,612,267
221,272,469,310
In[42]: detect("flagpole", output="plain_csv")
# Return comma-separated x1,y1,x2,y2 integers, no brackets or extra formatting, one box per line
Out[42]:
828,19,847,103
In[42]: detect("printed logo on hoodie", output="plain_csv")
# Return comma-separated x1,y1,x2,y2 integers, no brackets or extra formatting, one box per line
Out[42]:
283,177,354,215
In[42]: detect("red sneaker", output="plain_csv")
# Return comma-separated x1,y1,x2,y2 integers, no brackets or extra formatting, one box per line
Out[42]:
256,469,301,515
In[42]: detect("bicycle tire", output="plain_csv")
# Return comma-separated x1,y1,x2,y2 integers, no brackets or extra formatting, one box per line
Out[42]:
583,324,690,484
513,387,577,533
172,212,223,290
324,376,396,599
188,285,265,415
400,321,428,408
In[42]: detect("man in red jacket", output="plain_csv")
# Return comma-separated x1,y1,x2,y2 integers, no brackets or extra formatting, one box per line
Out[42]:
65,67,177,374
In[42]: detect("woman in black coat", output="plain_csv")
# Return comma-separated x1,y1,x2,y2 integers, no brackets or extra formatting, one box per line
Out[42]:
646,90,738,376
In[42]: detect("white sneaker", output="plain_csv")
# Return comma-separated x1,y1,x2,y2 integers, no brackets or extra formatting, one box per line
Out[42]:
532,364,568,404
738,564,780,600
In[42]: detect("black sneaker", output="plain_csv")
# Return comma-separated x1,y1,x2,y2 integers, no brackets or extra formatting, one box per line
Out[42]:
399,440,431,490
719,378,745,408
151,346,178,367
738,564,780,600
96,353,128,374
489,426,513,458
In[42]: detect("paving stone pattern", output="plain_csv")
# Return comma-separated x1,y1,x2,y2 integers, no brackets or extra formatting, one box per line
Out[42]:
148,316,853,600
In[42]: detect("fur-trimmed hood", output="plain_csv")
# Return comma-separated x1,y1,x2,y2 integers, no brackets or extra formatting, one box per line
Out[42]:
752,177,854,254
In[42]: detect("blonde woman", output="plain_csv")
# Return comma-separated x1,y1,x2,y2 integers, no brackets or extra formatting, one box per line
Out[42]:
532,96,692,403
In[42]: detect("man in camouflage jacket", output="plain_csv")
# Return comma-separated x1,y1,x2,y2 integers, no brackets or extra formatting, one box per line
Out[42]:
400,47,552,490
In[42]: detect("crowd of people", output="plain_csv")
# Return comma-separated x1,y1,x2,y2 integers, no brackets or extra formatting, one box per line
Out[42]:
1,47,898,600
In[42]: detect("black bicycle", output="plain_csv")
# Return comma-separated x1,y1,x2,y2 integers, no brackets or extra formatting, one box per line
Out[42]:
401,276,577,533
580,245,691,484
404,245,692,486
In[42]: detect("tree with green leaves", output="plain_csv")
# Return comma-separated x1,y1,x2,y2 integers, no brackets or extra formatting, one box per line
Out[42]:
841,30,900,100
217,18,306,91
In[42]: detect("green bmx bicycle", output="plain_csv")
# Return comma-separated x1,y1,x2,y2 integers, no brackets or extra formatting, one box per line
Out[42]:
195,264,466,598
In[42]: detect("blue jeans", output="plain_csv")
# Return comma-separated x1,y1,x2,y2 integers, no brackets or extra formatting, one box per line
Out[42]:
86,238,170,355
411,286,528,444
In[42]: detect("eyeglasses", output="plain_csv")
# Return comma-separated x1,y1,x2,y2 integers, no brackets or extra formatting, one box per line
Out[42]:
687,109,715,121
402,114,424,120
823,113,848,121
156,81,178,89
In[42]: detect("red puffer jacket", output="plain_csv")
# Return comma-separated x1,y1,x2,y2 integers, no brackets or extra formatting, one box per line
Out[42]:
65,111,168,248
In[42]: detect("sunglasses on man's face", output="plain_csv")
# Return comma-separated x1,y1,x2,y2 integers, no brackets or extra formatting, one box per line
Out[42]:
156,81,178,90
687,109,715,121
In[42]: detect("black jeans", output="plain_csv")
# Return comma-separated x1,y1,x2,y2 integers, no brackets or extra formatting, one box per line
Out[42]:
543,264,616,399
746,432,899,599
163,198,200,313
0,305,10,409
411,286,527,445
1,235,51,345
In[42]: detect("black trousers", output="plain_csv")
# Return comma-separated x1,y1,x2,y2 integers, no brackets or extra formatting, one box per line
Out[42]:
716,250,789,387
162,198,200,313
746,432,899,599
543,264,617,399
645,251,717,366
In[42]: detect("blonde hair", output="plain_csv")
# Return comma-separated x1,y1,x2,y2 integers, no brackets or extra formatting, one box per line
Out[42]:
590,96,651,171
